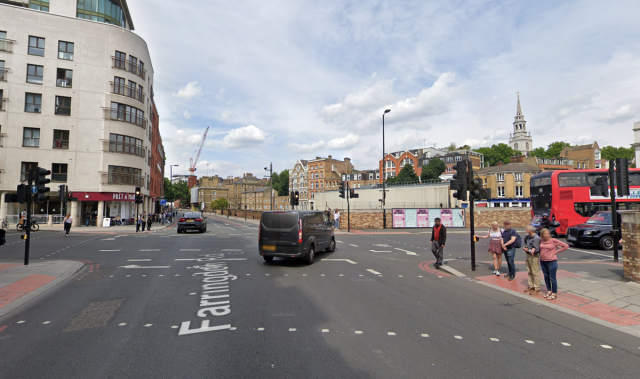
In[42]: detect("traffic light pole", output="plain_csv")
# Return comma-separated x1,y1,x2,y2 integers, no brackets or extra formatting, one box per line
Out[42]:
609,160,619,263
24,169,33,265
347,182,351,233
469,164,476,271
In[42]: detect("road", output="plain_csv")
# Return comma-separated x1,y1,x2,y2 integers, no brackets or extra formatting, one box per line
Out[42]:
0,216,639,378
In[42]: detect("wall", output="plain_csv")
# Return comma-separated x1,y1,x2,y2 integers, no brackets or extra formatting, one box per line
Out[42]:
467,208,532,228
620,211,640,283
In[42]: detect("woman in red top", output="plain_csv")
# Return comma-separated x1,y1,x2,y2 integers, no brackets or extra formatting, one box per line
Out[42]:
539,228,569,300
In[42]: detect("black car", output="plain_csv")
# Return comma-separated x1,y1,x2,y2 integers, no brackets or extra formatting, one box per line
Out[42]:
177,212,207,233
259,211,335,264
566,211,619,250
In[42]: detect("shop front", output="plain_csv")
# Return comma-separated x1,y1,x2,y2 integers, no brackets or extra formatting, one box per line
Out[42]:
75,192,139,227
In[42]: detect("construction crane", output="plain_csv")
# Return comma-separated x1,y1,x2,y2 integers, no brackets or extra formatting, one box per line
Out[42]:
189,126,209,174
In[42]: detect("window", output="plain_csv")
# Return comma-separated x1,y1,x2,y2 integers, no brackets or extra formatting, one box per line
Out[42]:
515,186,524,197
0,60,5,81
320,164,323,168
114,50,126,69
113,76,125,94
110,102,145,127
595,151,601,160
497,186,505,197
446,156,453,162
446,167,453,173
558,172,587,187
514,143,518,151
455,155,462,161
58,41,74,60
51,163,68,182
497,173,505,181
26,64,44,84
21,162,38,181
128,80,137,98
77,0,125,27
53,130,70,149
129,55,138,74
29,0,49,12
107,165,142,185
23,128,40,147
55,96,71,116
526,142,529,151
25,93,42,113
28,36,45,56
56,68,73,87
514,173,523,182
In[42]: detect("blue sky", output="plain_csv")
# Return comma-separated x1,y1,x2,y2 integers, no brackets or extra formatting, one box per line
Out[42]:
128,0,640,178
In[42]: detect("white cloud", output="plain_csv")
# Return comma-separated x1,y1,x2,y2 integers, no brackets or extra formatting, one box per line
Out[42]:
221,125,267,149
287,141,326,154
600,105,636,125
183,111,192,120
326,133,360,149
172,81,203,99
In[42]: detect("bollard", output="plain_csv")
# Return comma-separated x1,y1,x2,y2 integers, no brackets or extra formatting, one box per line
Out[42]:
48,215,53,227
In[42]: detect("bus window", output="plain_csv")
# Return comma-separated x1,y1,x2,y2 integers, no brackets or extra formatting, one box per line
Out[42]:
587,173,608,185
533,177,551,186
591,203,611,213
629,173,640,186
558,173,587,187
574,203,590,217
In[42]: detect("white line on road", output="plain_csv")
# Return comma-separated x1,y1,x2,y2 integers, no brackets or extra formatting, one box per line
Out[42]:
180,249,201,251
349,244,359,247
387,332,396,336
490,338,499,342
337,241,344,243
119,265,170,269
561,342,571,346
394,248,418,255
322,329,329,333
322,259,357,265
369,250,392,253
421,334,429,338
174,258,247,261
128,259,152,262
601,345,613,349
568,248,612,259
100,249,121,252
367,269,382,275
355,331,363,334
454,336,463,340
525,340,535,344
140,249,161,251
222,249,243,251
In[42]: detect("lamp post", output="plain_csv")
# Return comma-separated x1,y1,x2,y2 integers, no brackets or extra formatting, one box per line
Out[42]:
169,164,179,221
265,163,273,210
382,109,391,229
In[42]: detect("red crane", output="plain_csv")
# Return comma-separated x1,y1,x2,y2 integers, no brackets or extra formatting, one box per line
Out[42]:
189,126,209,174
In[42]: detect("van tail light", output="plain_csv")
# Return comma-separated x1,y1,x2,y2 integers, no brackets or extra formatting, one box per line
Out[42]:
179,218,186,222
195,218,203,222
298,219,303,243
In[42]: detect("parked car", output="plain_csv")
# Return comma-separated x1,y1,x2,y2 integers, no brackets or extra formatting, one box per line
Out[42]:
566,211,620,250
177,212,206,233
259,211,336,264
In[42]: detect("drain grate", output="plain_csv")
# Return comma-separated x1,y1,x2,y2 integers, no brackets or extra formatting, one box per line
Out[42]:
76,268,114,282
62,298,125,332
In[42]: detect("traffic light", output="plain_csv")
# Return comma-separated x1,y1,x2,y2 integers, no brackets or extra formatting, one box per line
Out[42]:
451,160,468,201
338,181,346,198
294,191,300,205
590,176,609,197
469,178,483,200
616,158,630,197
67,191,74,203
135,187,143,204
349,189,359,199
59,184,67,202
16,184,29,203
290,191,295,206
34,167,51,203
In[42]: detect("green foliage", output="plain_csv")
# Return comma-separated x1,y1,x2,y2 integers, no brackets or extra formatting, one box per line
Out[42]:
474,143,519,166
269,169,290,196
171,181,190,204
530,141,572,159
447,142,457,151
395,164,420,182
421,158,447,181
601,146,635,161
211,197,229,210
164,177,175,201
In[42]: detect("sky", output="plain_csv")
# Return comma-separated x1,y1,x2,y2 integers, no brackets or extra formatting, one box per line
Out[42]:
127,0,640,178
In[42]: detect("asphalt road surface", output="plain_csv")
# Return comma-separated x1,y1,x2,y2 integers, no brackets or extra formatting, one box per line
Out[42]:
0,216,639,378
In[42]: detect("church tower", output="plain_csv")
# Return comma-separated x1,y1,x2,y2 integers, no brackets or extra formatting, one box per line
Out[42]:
509,93,533,155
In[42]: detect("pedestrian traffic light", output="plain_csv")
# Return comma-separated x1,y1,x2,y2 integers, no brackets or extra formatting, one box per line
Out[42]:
59,184,66,201
16,184,29,203
469,178,483,200
349,189,359,199
290,191,295,206
451,160,468,201
34,167,51,203
135,186,143,204
616,158,630,197
338,181,346,198
294,191,300,205
590,176,609,197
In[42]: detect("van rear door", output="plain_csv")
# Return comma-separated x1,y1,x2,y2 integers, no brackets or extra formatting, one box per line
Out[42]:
261,212,300,254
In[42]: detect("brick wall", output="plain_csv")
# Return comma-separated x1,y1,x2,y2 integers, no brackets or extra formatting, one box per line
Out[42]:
338,211,390,230
468,208,532,228
621,211,640,283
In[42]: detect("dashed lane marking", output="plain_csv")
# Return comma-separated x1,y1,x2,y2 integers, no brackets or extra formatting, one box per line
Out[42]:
42,321,51,324
561,342,571,346
128,259,152,262
144,324,153,327
322,329,329,333
140,249,161,251
421,334,429,338
180,249,201,251
394,248,418,256
367,269,382,275
355,331,363,335
289,328,297,332
322,259,357,264
370,250,392,253
526,340,535,344
387,332,396,336
100,249,121,252
454,336,463,340
490,338,499,342
119,323,127,326
349,244,359,247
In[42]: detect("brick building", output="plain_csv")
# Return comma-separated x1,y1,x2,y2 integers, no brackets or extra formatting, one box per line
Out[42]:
289,158,309,210
476,162,541,207
308,155,353,209
342,169,379,189
149,100,165,212
242,187,277,211
197,176,229,212
379,148,484,182
223,173,263,209
560,142,603,169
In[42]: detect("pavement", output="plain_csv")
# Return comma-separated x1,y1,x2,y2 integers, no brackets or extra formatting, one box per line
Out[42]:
1,216,640,378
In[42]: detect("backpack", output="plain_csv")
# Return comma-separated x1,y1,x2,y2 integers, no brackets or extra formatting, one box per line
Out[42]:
500,229,522,249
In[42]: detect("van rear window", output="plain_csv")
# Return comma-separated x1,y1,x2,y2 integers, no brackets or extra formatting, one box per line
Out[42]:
262,213,298,229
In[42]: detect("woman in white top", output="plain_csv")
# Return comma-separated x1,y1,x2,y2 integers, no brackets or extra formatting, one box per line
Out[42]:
63,213,73,237
475,221,504,276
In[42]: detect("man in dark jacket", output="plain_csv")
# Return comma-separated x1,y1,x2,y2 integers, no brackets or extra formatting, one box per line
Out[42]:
431,217,446,269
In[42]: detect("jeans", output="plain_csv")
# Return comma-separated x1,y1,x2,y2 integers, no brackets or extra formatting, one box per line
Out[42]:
431,241,444,265
64,223,71,235
540,260,558,293
85,218,90,226
335,220,340,230
505,247,516,278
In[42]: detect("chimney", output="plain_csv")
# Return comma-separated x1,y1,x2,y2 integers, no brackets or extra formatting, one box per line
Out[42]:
344,157,352,174
497,161,503,166
316,156,321,160
328,155,332,160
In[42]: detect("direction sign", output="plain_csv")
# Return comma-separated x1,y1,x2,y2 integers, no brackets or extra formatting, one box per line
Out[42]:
30,185,38,195
160,199,167,205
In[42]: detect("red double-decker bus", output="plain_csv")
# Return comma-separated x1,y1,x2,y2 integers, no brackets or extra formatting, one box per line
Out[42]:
530,169,640,235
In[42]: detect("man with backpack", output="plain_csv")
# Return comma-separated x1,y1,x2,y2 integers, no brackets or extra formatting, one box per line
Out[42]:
501,220,520,281
431,217,447,269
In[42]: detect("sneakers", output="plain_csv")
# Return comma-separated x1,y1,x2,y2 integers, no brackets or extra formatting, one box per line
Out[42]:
434,263,442,269
495,270,500,276
493,270,497,275
508,276,516,281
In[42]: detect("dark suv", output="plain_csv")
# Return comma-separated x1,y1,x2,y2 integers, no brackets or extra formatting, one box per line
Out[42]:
259,211,336,264
566,211,619,250
177,212,206,233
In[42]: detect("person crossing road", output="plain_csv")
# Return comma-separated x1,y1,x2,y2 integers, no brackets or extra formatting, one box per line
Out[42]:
430,217,446,269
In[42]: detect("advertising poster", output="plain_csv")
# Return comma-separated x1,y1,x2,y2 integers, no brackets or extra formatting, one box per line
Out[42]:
452,209,465,227
428,209,441,226
416,209,429,227
393,209,405,228
404,209,417,228
440,209,453,227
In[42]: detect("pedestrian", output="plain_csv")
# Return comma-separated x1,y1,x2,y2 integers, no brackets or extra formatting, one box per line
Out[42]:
475,221,504,276
19,208,27,226
147,214,153,231
334,209,340,230
141,214,146,231
430,217,446,269
115,214,122,226
523,225,541,294
501,220,518,281
136,214,141,233
539,228,569,300
85,212,91,227
63,213,73,237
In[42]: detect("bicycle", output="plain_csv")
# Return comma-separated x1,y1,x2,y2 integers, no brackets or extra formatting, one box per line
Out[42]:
1,218,7,230
17,220,39,232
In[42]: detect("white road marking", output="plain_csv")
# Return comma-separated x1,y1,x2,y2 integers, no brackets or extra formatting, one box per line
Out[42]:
321,274,326,277
601,345,612,349
322,329,329,333
387,332,396,336
421,334,429,338
337,241,344,243
367,269,382,275
394,248,418,255
490,338,499,342
561,342,571,346
16,321,25,324
370,250,392,253
568,247,612,258
175,258,247,261
454,336,463,339
119,265,170,269
180,249,201,251
339,274,344,277
100,249,121,252
128,259,152,262
222,249,243,251
229,327,237,330
119,323,127,326
189,293,197,295
171,326,179,329
398,275,403,278
322,259,357,264
289,328,297,332
140,249,161,251
144,324,153,327
303,274,307,276
42,321,51,324
349,244,359,247
525,340,535,344
258,328,265,331
355,331,363,334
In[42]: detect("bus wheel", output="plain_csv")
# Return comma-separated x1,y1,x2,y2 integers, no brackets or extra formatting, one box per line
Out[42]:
598,235,614,251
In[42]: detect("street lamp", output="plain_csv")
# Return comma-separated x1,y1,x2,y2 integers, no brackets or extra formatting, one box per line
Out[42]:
382,109,390,229
265,163,272,211
169,164,179,220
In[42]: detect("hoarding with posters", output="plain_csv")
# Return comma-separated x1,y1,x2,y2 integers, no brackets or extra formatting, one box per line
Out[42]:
391,208,466,228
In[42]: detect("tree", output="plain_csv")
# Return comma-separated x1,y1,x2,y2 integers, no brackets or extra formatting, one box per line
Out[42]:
474,143,519,166
421,158,446,181
395,164,419,183
164,177,175,201
278,169,289,196
213,197,228,210
530,141,571,159
601,145,635,161
173,181,190,204
458,144,471,151
447,142,457,151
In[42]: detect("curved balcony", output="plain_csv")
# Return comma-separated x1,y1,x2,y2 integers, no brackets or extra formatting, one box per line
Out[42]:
102,107,147,129
100,171,143,186
111,56,146,80
101,139,146,158
0,38,14,53
110,82,145,103
0,67,8,81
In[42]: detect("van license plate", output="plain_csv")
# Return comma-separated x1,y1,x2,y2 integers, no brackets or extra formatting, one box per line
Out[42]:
263,245,276,251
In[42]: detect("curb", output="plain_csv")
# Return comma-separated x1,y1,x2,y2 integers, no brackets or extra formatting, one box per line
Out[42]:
0,260,84,320
438,265,467,277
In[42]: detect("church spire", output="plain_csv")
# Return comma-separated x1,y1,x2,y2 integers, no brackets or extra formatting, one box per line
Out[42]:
516,92,522,116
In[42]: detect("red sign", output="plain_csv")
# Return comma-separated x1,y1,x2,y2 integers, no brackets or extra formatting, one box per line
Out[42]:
74,192,136,201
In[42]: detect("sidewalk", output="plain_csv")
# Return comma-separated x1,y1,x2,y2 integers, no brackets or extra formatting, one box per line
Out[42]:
17,220,177,234
0,260,83,320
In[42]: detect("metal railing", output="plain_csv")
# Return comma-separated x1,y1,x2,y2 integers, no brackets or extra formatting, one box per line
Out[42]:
56,78,72,88
101,139,146,158
323,179,446,192
110,81,145,103
100,171,143,186
111,56,146,80
0,68,8,81
0,38,14,53
102,107,147,129
0,98,6,112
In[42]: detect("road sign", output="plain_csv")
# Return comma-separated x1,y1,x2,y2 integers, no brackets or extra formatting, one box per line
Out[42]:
30,186,38,195
160,199,167,205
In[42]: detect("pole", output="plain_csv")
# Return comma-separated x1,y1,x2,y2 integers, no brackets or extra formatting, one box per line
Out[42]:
382,112,386,229
24,169,33,265
609,160,619,262
270,163,273,211
170,165,173,221
347,182,350,233
468,161,476,271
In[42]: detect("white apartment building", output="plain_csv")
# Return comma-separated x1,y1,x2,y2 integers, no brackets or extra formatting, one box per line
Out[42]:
0,0,158,226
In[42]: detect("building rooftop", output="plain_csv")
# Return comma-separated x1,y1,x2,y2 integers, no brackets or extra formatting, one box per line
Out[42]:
477,162,541,174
